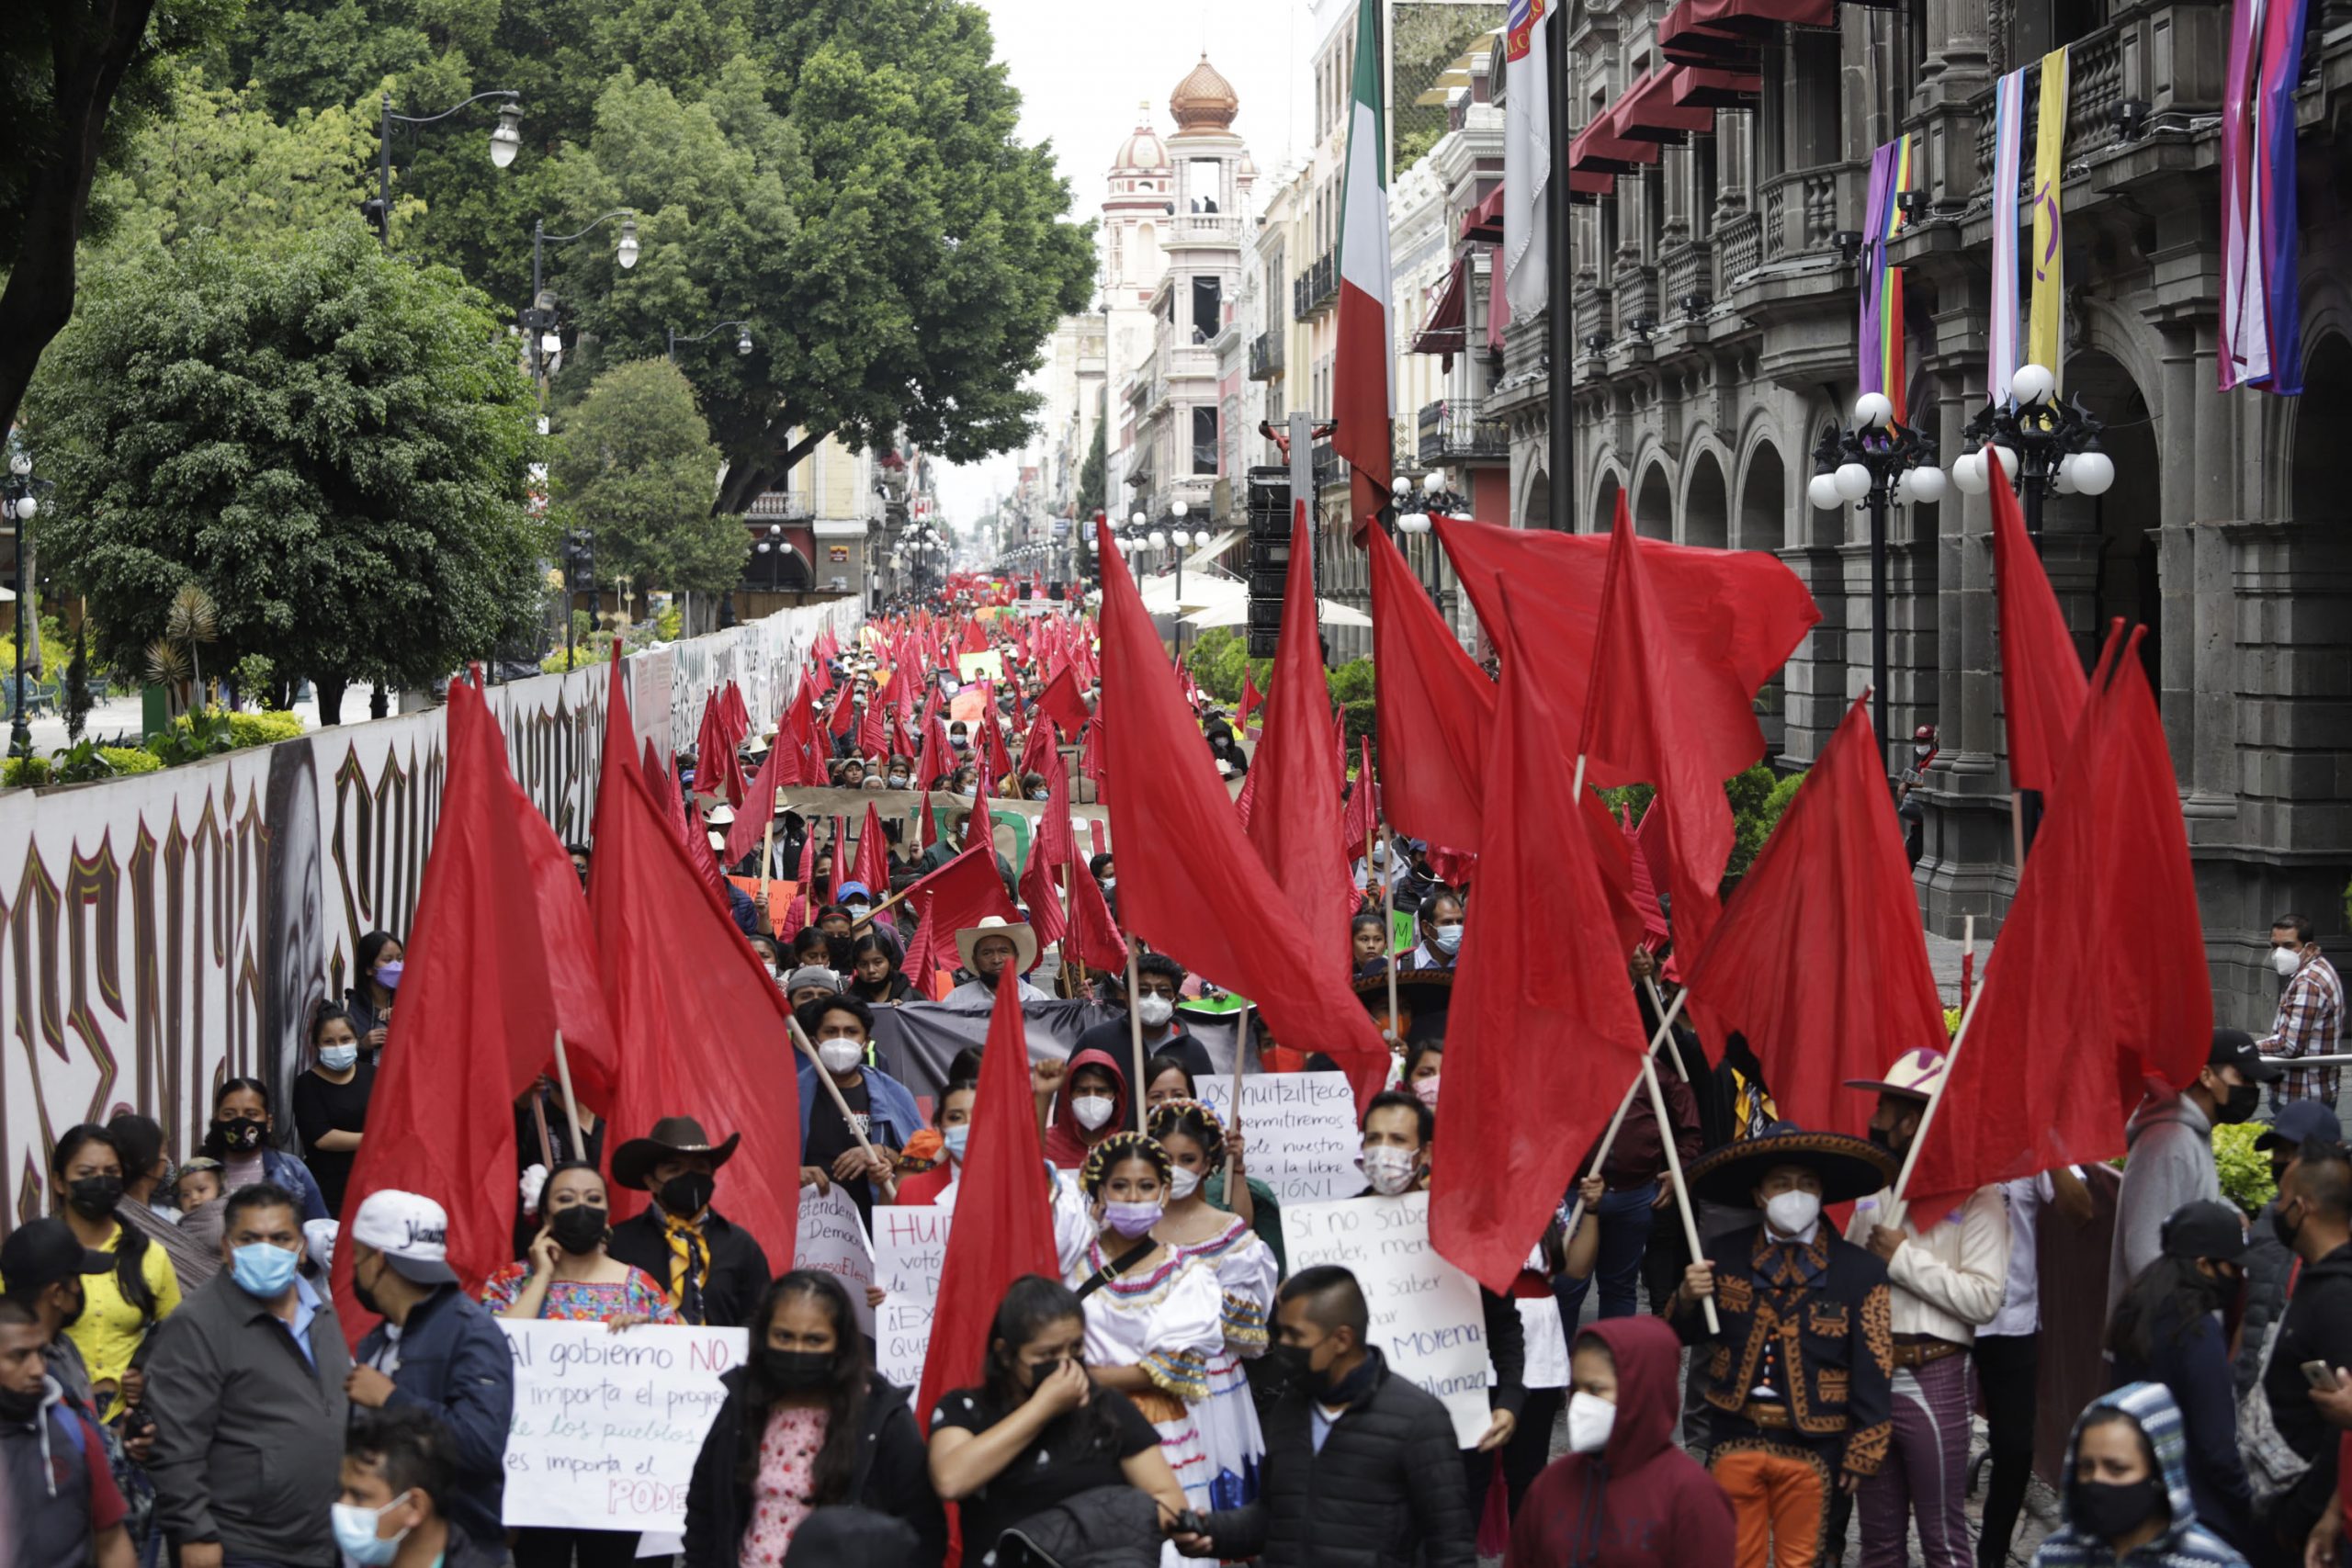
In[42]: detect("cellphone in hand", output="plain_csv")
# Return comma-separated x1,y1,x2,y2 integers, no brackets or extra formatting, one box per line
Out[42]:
2301,1359,2343,1393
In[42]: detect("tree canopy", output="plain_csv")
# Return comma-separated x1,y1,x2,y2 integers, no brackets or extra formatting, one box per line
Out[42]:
22,220,547,720
550,357,751,604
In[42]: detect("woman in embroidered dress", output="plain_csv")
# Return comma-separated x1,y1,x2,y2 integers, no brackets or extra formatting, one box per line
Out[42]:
1146,1100,1276,1512
1066,1132,1227,1525
481,1163,679,1327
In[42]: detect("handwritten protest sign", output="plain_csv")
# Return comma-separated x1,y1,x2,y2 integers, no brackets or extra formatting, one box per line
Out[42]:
497,1321,747,1533
1282,1191,1491,1447
872,1205,953,1389
1195,1071,1363,1202
797,1182,876,1336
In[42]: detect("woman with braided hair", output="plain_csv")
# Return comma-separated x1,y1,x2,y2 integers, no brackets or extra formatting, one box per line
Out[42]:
1067,1131,1226,1523
1148,1099,1275,1512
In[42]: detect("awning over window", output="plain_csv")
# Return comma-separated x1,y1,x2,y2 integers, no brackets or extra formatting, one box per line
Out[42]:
1673,64,1764,107
1564,168,1616,206
1660,0,1837,61
1615,68,1718,143
1461,183,1507,244
1566,105,1662,176
1409,254,1470,365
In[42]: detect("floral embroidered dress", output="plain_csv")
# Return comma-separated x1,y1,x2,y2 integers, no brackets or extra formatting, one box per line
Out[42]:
1068,1239,1225,1514
478,1261,682,1324
740,1404,829,1566
1163,1215,1277,1510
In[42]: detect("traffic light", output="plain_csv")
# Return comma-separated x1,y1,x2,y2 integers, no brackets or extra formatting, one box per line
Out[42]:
359,197,389,241
1244,466,1289,658
563,528,596,593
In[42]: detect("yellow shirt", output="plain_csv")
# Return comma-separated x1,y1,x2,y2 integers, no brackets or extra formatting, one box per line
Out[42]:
63,1223,182,1396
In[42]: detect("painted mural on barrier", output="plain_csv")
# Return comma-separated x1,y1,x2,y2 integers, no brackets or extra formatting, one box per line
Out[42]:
0,601,856,1224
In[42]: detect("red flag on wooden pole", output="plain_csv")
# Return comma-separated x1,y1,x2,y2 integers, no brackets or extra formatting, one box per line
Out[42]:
1245,506,1357,956
1988,460,2088,793
1366,518,1494,853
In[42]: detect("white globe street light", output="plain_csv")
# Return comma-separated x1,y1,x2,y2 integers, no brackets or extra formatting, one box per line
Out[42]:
1833,462,1873,502
1852,391,1894,430
2070,449,2116,496
1807,472,1844,511
490,104,524,168
1951,452,1988,494
1908,464,1949,503
2010,363,2056,407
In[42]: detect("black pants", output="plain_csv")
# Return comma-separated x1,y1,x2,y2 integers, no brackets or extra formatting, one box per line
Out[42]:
1973,1332,2040,1568
1460,1391,1559,1540
512,1528,640,1568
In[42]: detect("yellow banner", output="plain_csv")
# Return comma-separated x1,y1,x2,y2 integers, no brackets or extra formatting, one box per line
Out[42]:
2027,48,2069,388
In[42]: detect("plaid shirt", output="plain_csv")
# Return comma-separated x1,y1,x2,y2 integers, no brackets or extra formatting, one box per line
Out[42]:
2265,953,2343,1103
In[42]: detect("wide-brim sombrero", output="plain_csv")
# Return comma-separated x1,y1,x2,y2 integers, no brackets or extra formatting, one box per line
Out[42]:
1686,1122,1896,1207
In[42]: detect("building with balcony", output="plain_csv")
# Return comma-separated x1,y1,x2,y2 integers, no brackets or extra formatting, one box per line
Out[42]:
1491,0,2352,1021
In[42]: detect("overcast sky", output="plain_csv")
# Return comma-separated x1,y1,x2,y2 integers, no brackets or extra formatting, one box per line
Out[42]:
931,0,1318,536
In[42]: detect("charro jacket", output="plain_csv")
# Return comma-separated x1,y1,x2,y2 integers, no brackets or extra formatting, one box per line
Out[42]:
1670,1222,1895,1483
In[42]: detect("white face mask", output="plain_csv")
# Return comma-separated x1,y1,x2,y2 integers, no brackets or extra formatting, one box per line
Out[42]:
1430,923,1464,954
2273,946,2305,978
818,1041,865,1076
1363,1145,1419,1196
1566,1391,1616,1454
1072,1095,1116,1132
1764,1189,1823,1236
1168,1167,1204,1201
1136,994,1175,1028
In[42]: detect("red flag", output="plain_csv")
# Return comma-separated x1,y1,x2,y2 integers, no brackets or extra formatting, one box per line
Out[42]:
694,692,747,808
1367,520,1494,852
854,804,890,898
777,677,820,787
918,787,940,853
1017,712,1057,783
983,702,1015,783
963,769,995,854
1435,512,1817,792
1434,579,1652,1292
1902,623,2211,1215
779,827,817,937
1577,496,1735,957
1033,740,1078,875
1340,741,1379,874
1682,694,1946,1138
826,678,858,738
1093,516,1394,1106
1246,506,1356,955
588,650,803,1266
1237,667,1263,733
1037,665,1091,739
857,684,888,760
673,759,731,895
899,842,1020,940
1061,846,1126,974
1624,802,1670,955
916,953,1061,1427
1989,461,2088,793
726,722,788,865
333,678,560,1347
1018,828,1068,953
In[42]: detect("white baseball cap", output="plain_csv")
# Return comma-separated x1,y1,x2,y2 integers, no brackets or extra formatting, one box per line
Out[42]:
349,1190,458,1285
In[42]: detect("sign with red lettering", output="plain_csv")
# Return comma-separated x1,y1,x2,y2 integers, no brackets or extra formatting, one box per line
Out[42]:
496,1320,750,1534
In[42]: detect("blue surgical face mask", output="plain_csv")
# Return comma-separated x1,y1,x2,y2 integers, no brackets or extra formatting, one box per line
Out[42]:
944,1125,970,1162
318,1044,359,1073
230,1241,301,1298
331,1494,414,1566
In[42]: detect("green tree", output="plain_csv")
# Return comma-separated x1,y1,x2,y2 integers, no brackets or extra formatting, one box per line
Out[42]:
549,358,749,602
1077,407,1106,517
21,220,547,724
0,0,240,445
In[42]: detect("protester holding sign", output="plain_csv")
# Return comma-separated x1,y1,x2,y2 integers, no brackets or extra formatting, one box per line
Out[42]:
790,995,921,1228
1147,1099,1276,1510
681,1272,941,1567
930,1275,1186,1565
1144,1055,1279,1267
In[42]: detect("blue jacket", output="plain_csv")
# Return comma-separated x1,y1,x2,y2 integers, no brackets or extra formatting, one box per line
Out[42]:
354,1284,514,1546
795,1059,924,1153
2109,1299,2256,1555
262,1148,331,1224
2030,1382,2247,1568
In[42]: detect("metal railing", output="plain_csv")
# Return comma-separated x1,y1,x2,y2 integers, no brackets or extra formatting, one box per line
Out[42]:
1249,330,1284,379
1416,400,1510,464
1291,253,1338,321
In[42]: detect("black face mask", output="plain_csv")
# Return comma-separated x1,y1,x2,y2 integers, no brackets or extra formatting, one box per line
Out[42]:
2214,1081,2261,1125
67,1176,123,1220
548,1205,609,1256
352,1256,383,1318
2272,1200,2302,1251
659,1172,716,1219
55,1287,86,1331
758,1348,832,1393
213,1119,266,1154
1868,1124,1901,1155
0,1384,44,1423
2068,1475,2165,1540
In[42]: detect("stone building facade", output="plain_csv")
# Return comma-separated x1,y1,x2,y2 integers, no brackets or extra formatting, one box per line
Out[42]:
1493,0,2352,1022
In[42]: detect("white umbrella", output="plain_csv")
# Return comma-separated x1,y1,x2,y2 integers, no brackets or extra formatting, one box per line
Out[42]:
1182,594,1371,630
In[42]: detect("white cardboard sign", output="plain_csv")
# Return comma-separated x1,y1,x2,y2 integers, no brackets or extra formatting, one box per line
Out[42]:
871,1204,954,1390
796,1181,877,1336
1194,1071,1366,1203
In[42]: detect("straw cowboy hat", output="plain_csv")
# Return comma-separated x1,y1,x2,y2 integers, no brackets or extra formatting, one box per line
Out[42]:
955,914,1038,975
1687,1122,1898,1208
611,1115,742,1192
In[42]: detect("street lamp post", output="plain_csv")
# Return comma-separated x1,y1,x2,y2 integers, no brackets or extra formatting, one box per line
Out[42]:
528,210,638,390
366,91,524,248
1946,362,2117,535
2,453,54,762
667,321,755,362
1807,392,1949,770
1392,469,1468,598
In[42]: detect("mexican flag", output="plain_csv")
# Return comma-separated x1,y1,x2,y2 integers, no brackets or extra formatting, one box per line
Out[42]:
1332,0,1393,536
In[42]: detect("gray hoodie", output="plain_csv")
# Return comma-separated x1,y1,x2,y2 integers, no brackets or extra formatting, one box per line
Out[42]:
2106,1087,2220,1318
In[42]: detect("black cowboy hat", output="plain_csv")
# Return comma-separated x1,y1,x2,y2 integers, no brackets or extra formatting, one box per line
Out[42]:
611,1115,743,1192
1686,1122,1897,1207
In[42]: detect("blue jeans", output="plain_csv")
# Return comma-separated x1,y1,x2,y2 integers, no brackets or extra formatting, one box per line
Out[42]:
1555,1180,1657,1324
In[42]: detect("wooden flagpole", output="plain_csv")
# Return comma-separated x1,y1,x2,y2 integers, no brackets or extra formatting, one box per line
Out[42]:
1883,983,1987,1233
1380,827,1402,1045
1563,986,1690,1234
1642,1047,1719,1335
549,1031,587,1165
1641,976,1692,1082
1125,941,1148,1130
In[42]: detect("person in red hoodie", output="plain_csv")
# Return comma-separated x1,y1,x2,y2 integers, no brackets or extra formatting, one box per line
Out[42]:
1041,1047,1131,1170
1504,1314,1735,1568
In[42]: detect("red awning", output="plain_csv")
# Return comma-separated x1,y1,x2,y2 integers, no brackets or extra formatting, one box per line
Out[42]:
1564,168,1616,206
1567,104,1662,175
1461,183,1507,244
1615,68,1717,143
1408,254,1470,362
1672,63,1763,107
1660,0,1838,60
